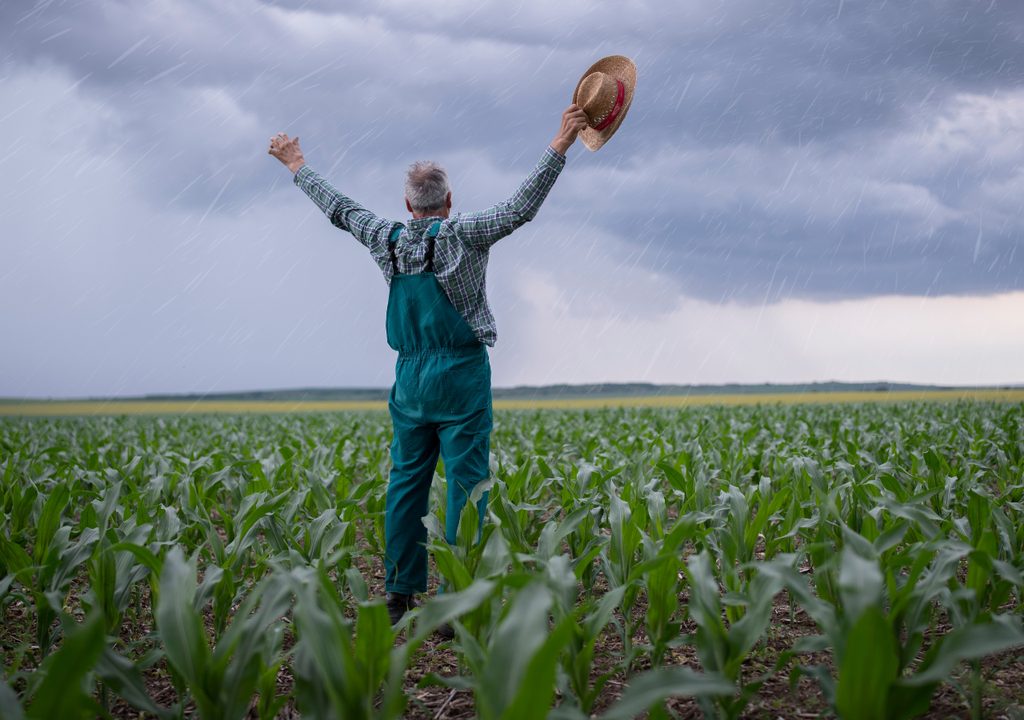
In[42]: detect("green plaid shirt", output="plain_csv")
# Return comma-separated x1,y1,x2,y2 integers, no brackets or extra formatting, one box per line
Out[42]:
293,147,566,346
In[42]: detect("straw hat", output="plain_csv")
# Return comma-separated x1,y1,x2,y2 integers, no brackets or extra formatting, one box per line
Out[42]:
572,55,637,151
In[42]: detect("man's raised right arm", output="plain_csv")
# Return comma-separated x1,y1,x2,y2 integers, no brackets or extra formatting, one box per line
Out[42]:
268,132,392,250
292,165,390,243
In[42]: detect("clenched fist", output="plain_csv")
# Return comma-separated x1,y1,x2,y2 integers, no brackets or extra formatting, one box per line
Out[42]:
268,132,305,174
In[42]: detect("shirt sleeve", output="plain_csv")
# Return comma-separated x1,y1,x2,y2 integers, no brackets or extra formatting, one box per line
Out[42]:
293,165,395,269
450,147,567,250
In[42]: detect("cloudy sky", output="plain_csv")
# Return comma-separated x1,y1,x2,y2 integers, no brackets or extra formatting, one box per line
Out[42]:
1,0,1022,398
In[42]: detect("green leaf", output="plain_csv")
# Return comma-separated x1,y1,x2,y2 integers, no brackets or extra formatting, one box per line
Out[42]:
727,571,783,669
584,584,626,637
430,541,473,591
354,601,393,692
476,582,553,719
903,615,1024,686
537,505,590,559
412,579,496,643
837,547,882,624
503,616,575,720
289,577,355,718
34,483,70,564
88,545,118,631
873,521,908,554
0,537,33,582
0,574,14,604
345,566,369,602
477,526,511,578
835,606,898,720
991,558,1023,587
213,573,293,719
26,611,106,720
0,679,26,720
109,541,163,577
600,667,734,720
155,547,214,712
95,646,173,719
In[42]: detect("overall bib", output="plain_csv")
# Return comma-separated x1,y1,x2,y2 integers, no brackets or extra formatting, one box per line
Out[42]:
383,222,492,594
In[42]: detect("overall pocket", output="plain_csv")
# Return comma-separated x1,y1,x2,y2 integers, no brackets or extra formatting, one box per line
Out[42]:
438,352,489,413
394,356,423,411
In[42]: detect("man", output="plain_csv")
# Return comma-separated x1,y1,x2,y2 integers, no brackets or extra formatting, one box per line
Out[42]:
268,104,589,630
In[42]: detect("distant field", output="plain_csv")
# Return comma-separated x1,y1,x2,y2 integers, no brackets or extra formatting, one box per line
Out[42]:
2,388,1023,415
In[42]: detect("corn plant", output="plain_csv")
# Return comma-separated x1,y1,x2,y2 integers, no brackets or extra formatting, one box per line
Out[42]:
682,551,789,719
767,541,1024,720
155,547,291,720
446,579,575,720
289,566,408,720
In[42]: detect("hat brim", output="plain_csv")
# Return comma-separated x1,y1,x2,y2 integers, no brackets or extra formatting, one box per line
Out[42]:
572,55,637,151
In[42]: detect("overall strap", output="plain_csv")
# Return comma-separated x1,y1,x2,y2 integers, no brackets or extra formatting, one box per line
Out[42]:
387,224,403,275
424,221,441,273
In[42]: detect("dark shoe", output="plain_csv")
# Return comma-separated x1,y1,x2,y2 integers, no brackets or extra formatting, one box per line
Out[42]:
435,621,455,641
385,592,418,625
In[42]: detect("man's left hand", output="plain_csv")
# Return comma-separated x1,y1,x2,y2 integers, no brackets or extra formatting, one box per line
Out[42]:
550,105,589,156
268,132,306,173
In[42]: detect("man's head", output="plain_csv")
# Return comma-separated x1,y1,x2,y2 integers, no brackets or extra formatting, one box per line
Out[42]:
405,161,452,218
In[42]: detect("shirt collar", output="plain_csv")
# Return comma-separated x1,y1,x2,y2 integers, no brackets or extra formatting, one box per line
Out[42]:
406,216,445,233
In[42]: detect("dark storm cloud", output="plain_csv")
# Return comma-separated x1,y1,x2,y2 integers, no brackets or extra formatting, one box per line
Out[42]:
2,0,1022,301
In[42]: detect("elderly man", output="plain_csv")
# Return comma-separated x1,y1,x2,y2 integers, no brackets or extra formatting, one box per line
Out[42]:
268,104,589,629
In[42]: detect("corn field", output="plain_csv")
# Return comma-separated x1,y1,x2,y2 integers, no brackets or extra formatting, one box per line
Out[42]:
1,401,1023,719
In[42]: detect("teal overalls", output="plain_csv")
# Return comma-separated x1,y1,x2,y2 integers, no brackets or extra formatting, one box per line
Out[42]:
384,221,492,595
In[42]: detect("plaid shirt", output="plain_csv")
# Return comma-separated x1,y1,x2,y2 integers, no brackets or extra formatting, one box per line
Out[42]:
293,147,566,346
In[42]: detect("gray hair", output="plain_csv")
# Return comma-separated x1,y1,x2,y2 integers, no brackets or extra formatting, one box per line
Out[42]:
404,161,450,213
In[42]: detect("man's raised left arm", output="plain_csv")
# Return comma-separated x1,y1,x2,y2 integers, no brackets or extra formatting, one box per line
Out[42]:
453,104,588,250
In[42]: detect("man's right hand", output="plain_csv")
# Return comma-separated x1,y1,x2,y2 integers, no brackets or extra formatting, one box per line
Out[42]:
268,132,306,174
550,104,589,156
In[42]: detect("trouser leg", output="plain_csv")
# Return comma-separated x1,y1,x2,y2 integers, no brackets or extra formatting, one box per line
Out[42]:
437,404,493,546
385,407,440,595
